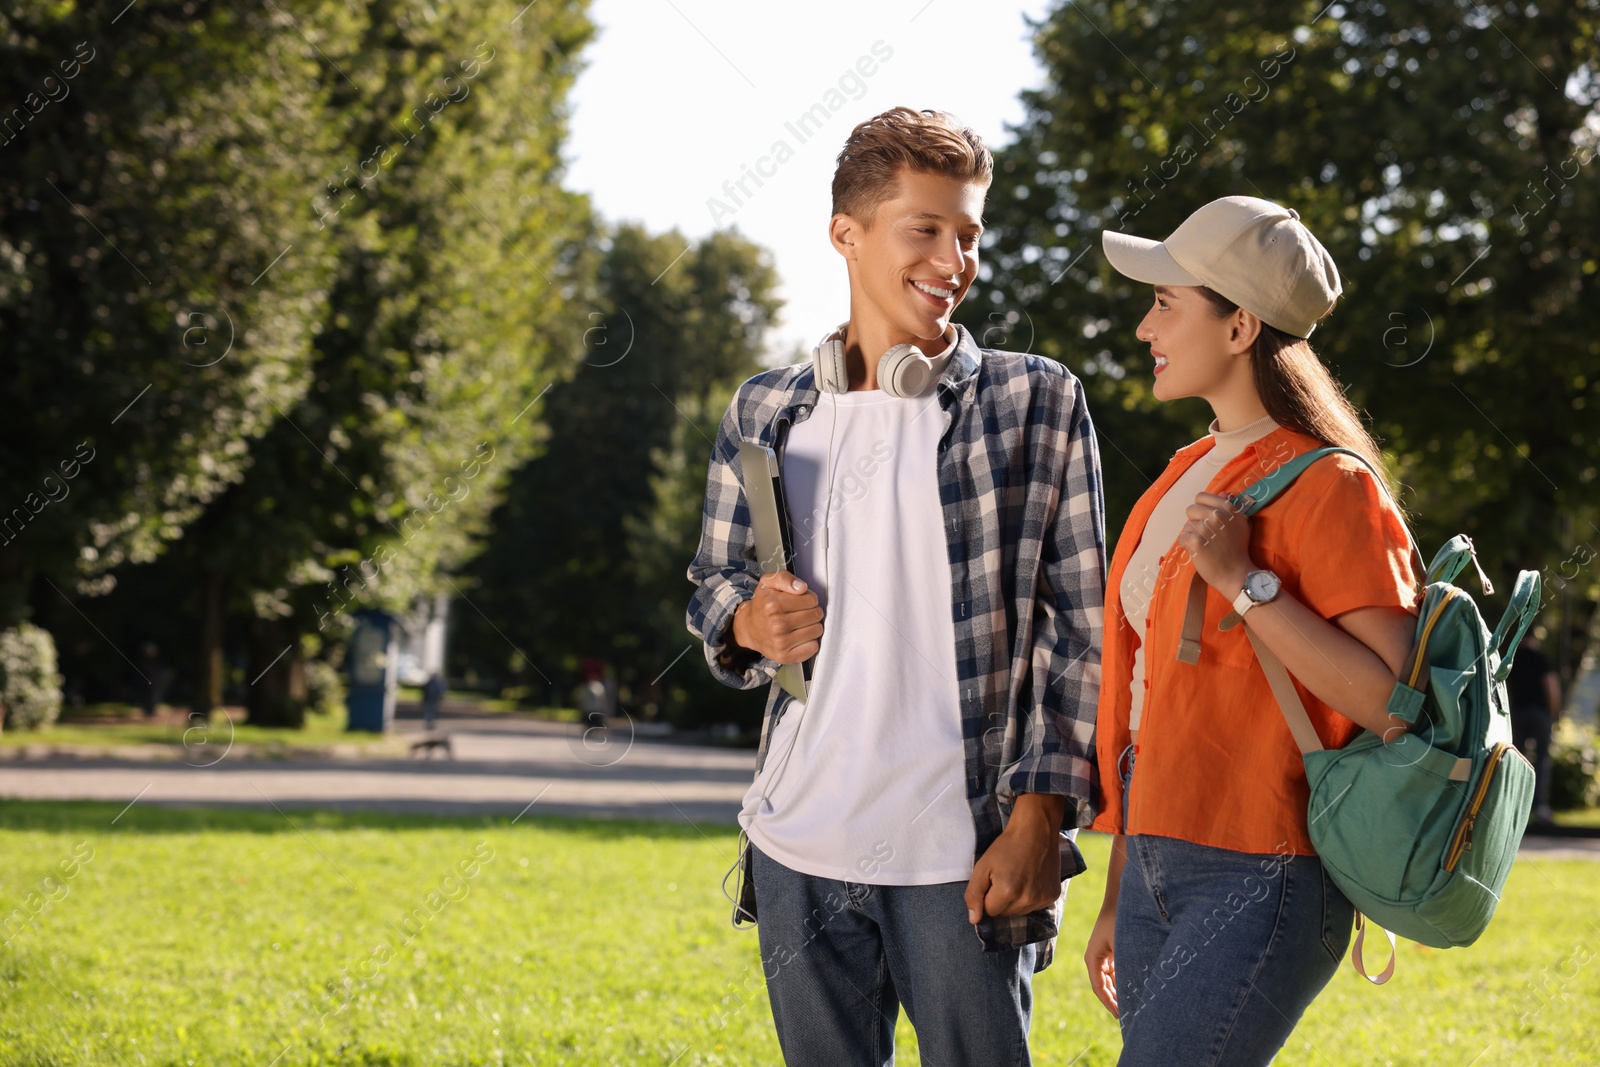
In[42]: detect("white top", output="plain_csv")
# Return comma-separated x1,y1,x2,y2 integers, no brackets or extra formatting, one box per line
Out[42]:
737,336,973,884
1120,413,1280,730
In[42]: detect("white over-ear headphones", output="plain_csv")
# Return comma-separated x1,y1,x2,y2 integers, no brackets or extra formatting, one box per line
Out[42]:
812,323,936,397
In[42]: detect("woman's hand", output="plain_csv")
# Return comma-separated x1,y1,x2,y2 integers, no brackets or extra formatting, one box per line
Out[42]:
1084,907,1120,1018
1177,491,1422,733
1177,491,1253,596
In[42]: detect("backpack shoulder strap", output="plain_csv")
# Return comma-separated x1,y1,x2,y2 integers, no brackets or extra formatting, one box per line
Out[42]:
1172,445,1346,664
1228,446,1360,515
1237,445,1426,575
1175,446,1425,666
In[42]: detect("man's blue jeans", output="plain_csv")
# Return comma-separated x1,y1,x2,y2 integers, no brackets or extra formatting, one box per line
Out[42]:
750,841,1036,1066
1114,834,1354,1067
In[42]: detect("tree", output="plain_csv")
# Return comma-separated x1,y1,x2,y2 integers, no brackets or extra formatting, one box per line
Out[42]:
624,375,782,731
0,2,352,626
963,0,1600,676
458,223,780,721
164,2,600,724
6,1,602,724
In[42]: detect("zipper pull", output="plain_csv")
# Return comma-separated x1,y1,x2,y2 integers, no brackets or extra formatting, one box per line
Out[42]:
1464,537,1494,595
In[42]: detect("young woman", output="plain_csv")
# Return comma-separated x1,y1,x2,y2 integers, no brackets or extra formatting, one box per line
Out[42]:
1083,196,1421,1065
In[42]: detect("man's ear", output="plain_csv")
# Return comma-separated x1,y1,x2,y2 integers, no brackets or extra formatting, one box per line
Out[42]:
1229,308,1263,355
829,213,860,261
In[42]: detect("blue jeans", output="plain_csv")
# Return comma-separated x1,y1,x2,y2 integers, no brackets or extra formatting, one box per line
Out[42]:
1114,834,1354,1066
750,841,1036,1066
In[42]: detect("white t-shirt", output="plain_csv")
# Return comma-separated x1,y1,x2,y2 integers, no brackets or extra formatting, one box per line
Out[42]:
737,350,974,884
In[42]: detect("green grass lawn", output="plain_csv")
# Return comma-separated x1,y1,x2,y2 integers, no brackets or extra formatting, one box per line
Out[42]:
3,697,591,753
0,710,388,752
1556,807,1600,828
0,802,1596,1066
399,688,583,722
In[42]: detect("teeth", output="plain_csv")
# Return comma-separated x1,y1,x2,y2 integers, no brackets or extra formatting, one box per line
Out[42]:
913,281,954,299
1155,357,1168,367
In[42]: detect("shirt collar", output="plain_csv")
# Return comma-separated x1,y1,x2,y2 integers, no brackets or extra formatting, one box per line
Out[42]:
1208,412,1280,445
1174,420,1323,468
938,323,983,402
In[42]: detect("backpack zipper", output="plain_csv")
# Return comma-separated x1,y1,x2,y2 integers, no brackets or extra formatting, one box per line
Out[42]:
1444,742,1511,871
1407,587,1462,689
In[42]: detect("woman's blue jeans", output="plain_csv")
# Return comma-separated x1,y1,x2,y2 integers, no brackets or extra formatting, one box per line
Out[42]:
1120,748,1356,1062
1114,833,1354,1066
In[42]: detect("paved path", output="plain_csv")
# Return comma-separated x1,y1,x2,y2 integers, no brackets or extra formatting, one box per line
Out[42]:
0,714,755,826
1513,833,1600,860
2,712,1598,856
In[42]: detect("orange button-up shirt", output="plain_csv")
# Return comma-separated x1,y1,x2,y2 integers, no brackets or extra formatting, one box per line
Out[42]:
1089,425,1421,855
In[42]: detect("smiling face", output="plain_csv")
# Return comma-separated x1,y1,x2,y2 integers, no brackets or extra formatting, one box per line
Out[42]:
1135,284,1260,404
831,166,985,350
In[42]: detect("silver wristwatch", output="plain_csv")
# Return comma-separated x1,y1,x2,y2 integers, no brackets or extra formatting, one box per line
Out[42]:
1232,568,1282,617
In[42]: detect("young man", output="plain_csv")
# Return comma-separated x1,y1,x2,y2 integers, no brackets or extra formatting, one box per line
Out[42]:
686,107,1106,1064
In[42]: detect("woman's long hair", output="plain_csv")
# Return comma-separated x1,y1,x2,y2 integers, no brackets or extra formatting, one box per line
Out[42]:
1195,287,1403,510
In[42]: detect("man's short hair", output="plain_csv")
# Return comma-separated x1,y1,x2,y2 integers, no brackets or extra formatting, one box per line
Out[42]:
831,107,993,224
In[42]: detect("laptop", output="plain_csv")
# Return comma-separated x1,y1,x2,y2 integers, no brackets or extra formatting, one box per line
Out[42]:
737,440,813,702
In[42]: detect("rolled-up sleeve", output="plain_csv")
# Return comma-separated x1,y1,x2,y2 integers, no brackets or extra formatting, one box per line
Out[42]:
1292,458,1421,620
686,389,778,690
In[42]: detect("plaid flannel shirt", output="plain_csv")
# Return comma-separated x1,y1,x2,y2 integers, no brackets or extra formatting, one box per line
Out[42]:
685,323,1106,965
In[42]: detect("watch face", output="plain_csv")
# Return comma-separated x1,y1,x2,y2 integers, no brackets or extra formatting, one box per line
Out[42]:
1246,570,1281,602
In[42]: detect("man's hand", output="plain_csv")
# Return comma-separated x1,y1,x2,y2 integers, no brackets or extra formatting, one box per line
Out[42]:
730,571,824,664
963,793,1067,923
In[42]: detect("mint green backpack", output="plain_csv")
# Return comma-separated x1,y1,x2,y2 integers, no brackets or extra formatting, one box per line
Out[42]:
1178,447,1539,983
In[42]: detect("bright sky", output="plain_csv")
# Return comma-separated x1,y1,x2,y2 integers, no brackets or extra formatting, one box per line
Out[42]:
562,0,1056,362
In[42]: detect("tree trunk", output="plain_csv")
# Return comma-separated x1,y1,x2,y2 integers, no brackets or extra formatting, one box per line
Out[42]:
0,549,31,630
194,571,225,717
246,618,306,728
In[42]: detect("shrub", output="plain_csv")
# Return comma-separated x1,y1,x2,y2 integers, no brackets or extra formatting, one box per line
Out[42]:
1549,718,1600,811
0,623,65,731
304,659,345,720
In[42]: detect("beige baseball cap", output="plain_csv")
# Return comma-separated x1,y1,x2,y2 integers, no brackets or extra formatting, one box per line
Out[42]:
1101,196,1341,338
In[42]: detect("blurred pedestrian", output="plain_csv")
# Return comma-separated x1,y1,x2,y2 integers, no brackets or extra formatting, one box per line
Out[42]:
422,671,446,732
1507,630,1562,823
577,658,609,729
137,642,164,718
